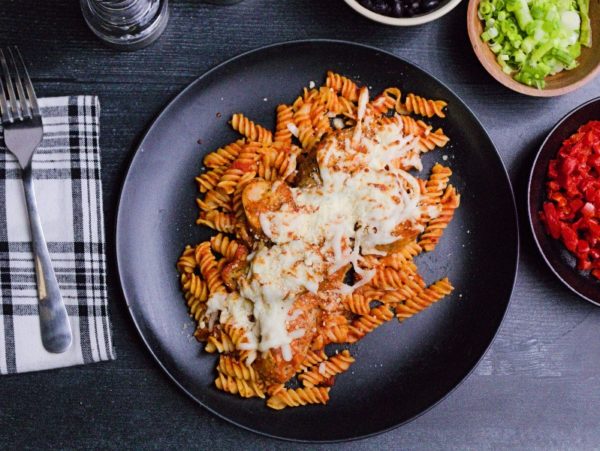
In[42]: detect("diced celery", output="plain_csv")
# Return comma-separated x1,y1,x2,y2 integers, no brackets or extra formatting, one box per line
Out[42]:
533,28,546,42
479,1,494,17
568,42,581,57
507,0,533,29
560,10,580,30
482,27,499,41
478,0,591,89
576,0,591,46
522,36,536,52
514,49,526,62
490,42,503,53
551,47,575,65
531,41,554,62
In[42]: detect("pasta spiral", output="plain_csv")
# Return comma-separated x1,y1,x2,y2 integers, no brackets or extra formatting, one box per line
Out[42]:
205,329,236,354
400,93,447,118
266,387,330,410
298,350,355,387
196,188,231,212
203,140,244,169
396,278,454,320
419,128,450,151
215,372,265,399
347,305,395,343
196,166,226,193
195,242,226,294
326,71,359,101
230,113,273,143
197,211,236,233
210,233,239,260
222,321,251,349
380,241,423,270
299,350,328,372
342,293,371,315
218,355,260,381
176,245,197,274
422,163,452,206
419,185,460,252
372,266,425,292
274,104,294,145
368,87,402,115
399,115,432,138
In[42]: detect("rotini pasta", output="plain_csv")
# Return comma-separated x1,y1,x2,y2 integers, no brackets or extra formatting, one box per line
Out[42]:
266,387,330,410
203,140,244,169
342,292,371,315
298,350,355,387
395,278,454,321
400,93,447,118
326,71,359,102
274,104,294,145
230,113,273,144
217,355,260,381
299,350,328,372
176,73,460,410
215,372,266,399
347,305,395,343
418,186,461,252
205,328,235,353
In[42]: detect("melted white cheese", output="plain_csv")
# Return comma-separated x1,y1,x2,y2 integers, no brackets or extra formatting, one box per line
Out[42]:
207,88,442,360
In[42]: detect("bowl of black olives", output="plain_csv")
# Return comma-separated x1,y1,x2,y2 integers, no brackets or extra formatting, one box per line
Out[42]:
345,0,462,25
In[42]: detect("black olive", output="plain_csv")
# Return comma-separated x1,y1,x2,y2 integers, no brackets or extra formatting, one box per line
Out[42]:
400,0,412,10
357,0,440,17
371,0,392,15
390,0,403,16
422,0,440,10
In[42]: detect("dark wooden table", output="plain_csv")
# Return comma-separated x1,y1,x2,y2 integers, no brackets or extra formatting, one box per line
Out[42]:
1,1,600,448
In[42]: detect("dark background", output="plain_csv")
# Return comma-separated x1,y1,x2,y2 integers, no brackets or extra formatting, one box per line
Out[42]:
1,0,600,449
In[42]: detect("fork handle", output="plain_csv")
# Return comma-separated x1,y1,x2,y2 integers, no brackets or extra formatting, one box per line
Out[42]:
22,164,72,353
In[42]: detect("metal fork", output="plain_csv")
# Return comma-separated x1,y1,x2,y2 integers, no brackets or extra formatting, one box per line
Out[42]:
0,47,72,353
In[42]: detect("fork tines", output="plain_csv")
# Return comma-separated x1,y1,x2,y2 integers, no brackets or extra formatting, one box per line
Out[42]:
0,47,40,124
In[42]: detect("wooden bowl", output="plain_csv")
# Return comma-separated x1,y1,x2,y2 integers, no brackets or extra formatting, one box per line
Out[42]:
467,0,600,96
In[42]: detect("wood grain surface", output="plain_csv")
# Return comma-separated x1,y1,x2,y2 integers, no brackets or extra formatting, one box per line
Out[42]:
1,0,600,449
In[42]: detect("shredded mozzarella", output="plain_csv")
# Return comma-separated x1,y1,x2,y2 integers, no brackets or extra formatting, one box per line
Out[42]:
208,88,441,360
287,123,299,137
318,362,327,375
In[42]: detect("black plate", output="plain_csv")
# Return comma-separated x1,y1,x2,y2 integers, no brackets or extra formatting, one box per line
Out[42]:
116,40,519,442
528,97,600,305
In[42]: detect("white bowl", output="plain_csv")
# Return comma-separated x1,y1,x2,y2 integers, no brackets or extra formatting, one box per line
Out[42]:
344,0,462,26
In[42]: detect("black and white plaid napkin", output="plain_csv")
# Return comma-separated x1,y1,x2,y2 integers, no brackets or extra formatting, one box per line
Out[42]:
0,96,114,374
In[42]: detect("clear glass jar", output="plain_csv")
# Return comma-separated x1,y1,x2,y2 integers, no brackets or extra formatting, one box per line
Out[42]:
81,0,169,51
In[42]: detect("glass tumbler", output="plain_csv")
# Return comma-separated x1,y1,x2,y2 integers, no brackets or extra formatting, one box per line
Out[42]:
81,0,169,51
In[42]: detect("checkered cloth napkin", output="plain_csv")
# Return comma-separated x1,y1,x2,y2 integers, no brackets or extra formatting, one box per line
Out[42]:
0,96,115,374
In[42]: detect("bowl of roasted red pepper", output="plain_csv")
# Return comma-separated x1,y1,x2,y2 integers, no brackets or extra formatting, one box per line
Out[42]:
529,97,600,304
